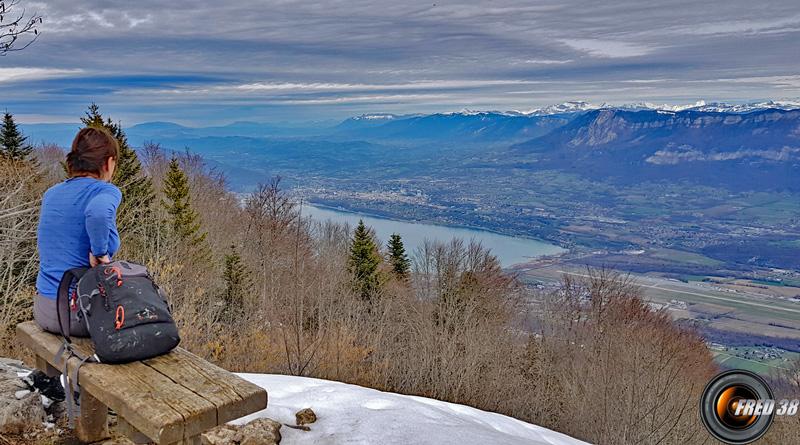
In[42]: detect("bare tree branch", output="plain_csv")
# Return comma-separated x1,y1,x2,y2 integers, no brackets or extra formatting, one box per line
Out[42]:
0,0,42,55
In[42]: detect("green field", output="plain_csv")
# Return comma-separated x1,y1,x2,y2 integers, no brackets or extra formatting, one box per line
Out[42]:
649,248,723,267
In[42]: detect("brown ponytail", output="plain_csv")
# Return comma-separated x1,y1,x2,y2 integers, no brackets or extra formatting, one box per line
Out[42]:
67,127,119,177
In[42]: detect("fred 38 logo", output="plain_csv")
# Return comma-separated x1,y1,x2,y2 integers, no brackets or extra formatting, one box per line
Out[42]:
700,369,799,444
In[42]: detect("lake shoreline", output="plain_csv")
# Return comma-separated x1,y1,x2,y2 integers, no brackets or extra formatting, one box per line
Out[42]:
303,201,567,267
304,201,565,247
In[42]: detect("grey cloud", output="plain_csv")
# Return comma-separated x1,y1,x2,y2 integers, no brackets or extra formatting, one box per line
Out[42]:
2,0,799,124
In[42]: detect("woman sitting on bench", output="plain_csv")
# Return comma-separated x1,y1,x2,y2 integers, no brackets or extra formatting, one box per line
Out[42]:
35,127,121,336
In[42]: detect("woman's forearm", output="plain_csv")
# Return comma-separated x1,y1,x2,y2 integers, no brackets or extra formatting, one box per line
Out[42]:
85,189,121,256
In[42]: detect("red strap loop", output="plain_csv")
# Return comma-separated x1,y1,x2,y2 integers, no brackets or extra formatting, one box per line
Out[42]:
114,305,125,330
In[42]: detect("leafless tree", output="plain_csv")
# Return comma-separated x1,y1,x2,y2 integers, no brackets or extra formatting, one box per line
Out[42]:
0,0,42,55
0,158,43,354
527,269,718,445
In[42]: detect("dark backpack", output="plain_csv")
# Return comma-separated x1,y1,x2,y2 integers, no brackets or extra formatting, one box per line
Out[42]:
56,260,181,364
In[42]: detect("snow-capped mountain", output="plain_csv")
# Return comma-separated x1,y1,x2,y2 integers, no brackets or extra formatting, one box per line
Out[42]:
335,109,572,141
435,102,604,118
475,99,800,117
331,98,800,143
351,113,402,121
513,101,606,116
236,373,591,445
617,99,800,113
335,113,418,132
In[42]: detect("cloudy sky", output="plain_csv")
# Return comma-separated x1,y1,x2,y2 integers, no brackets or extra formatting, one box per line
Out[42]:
2,0,799,125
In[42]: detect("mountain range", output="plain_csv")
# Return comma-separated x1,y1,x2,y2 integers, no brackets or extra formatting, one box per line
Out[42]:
22,100,800,193
507,108,800,190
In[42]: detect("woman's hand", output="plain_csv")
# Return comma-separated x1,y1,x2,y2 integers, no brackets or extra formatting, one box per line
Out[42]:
89,252,111,267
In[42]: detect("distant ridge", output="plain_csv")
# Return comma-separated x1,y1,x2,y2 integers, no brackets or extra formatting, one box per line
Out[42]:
21,98,800,149
129,121,189,131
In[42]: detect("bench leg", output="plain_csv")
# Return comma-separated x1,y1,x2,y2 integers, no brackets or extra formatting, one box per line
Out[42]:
76,391,109,443
117,417,152,444
35,355,60,378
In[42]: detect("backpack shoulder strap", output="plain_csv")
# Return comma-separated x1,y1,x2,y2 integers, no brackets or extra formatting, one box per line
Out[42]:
56,267,89,343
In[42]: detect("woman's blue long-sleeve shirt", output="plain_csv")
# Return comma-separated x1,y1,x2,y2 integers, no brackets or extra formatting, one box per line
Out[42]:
36,177,122,299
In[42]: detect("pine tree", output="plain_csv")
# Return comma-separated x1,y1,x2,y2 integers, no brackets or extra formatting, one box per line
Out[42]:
348,220,383,301
162,156,207,247
0,112,33,161
222,244,248,321
81,103,105,128
81,103,155,238
387,233,411,280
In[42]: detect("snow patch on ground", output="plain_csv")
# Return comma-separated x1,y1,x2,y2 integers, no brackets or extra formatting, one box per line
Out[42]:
235,373,591,445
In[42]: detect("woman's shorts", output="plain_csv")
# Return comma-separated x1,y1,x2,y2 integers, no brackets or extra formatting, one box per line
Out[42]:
33,293,89,337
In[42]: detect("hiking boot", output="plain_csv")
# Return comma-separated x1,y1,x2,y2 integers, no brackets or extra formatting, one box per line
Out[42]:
24,370,66,402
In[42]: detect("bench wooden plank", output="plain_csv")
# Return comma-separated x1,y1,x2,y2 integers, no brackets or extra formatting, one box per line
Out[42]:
144,348,268,424
17,322,216,443
16,321,268,444
97,358,218,441
17,322,184,443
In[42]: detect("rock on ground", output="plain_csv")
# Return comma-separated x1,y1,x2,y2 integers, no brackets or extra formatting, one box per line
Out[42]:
202,417,282,445
294,408,316,426
0,362,46,434
202,424,241,445
0,357,30,375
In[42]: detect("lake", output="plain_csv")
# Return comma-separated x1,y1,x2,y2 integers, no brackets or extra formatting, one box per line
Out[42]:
302,204,566,267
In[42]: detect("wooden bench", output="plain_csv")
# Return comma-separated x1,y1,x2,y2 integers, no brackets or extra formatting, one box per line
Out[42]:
16,321,268,444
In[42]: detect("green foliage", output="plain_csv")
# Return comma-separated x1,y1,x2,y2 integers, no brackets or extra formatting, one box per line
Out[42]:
0,111,33,162
162,156,207,247
387,233,411,280
222,244,249,322
80,103,155,239
348,220,383,301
